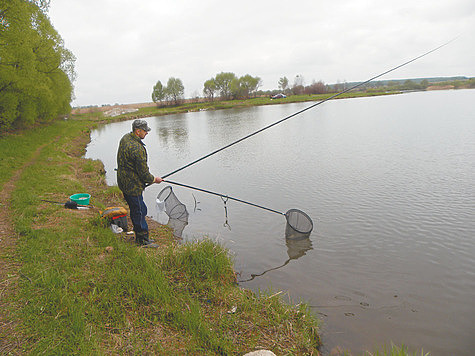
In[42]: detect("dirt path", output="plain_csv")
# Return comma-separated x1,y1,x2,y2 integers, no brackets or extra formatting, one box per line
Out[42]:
0,143,49,354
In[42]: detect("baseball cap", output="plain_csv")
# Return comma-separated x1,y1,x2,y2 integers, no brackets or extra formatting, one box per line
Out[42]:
132,119,151,132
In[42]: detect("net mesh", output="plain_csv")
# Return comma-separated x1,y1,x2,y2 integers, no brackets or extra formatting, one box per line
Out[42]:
157,186,189,221
285,209,313,235
156,186,313,238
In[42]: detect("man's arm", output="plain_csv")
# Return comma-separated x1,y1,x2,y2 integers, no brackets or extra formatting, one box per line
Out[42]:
133,146,155,186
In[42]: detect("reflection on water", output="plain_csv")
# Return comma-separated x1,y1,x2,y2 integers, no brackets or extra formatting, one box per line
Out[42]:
286,234,313,259
166,218,188,238
240,237,313,282
86,90,475,355
156,126,188,149
156,185,189,238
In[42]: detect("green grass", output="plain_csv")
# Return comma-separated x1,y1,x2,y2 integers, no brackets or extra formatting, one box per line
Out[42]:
71,91,401,124
3,119,321,354
0,123,59,189
2,101,430,355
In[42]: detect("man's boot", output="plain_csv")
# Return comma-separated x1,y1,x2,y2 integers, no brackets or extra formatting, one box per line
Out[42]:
136,231,158,248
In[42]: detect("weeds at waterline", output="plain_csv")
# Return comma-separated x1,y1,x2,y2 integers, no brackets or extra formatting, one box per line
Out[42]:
0,110,430,355
1,120,320,354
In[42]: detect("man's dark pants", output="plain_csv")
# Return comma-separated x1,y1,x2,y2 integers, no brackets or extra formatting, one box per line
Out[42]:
123,193,149,244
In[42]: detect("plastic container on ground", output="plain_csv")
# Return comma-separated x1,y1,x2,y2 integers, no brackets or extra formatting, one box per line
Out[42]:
69,193,91,205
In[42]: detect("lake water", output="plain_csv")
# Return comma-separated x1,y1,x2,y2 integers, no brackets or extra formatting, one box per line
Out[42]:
86,90,475,355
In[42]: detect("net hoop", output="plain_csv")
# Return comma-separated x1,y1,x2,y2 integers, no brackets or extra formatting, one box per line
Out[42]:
285,209,313,234
157,186,189,221
157,186,173,200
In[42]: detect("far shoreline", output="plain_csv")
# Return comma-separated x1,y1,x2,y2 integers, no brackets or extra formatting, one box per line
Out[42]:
72,89,403,123
71,85,473,125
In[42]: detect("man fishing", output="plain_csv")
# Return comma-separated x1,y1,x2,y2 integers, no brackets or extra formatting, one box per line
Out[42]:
117,119,163,248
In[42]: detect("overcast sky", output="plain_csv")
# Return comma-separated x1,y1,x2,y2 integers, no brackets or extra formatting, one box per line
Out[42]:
48,0,475,107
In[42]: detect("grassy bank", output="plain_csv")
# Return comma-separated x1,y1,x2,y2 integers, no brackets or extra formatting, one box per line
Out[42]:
72,91,401,123
1,98,431,355
1,119,320,354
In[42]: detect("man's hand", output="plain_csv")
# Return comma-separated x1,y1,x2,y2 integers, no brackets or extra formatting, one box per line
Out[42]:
153,176,163,184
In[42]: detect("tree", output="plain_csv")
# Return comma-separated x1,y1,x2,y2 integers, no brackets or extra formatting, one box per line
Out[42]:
278,77,289,92
229,74,262,99
214,72,236,99
165,77,184,104
304,80,326,95
203,78,217,101
151,80,165,104
241,74,261,98
293,75,304,87
291,75,305,95
402,79,419,90
31,0,50,11
230,77,245,99
0,0,75,131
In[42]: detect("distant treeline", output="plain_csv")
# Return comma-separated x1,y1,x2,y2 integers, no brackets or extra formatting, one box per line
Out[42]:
152,72,263,105
0,0,76,132
334,76,475,92
260,76,475,97
148,73,475,108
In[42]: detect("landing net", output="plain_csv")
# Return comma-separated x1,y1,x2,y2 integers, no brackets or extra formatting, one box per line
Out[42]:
156,186,189,222
285,209,313,236
156,184,313,238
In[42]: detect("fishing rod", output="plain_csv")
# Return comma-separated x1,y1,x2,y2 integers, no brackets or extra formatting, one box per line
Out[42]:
161,180,314,234
160,38,456,180
152,39,456,236
40,199,91,209
165,180,283,215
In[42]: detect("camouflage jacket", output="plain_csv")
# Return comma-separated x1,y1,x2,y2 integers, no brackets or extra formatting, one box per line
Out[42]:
116,132,155,196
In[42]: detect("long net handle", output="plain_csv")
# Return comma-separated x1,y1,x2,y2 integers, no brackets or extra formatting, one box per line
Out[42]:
161,38,456,179
164,180,285,216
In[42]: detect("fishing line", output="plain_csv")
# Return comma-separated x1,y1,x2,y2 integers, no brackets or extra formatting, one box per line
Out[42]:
221,196,232,230
165,180,284,215
152,39,456,237
160,180,314,234
161,38,457,179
